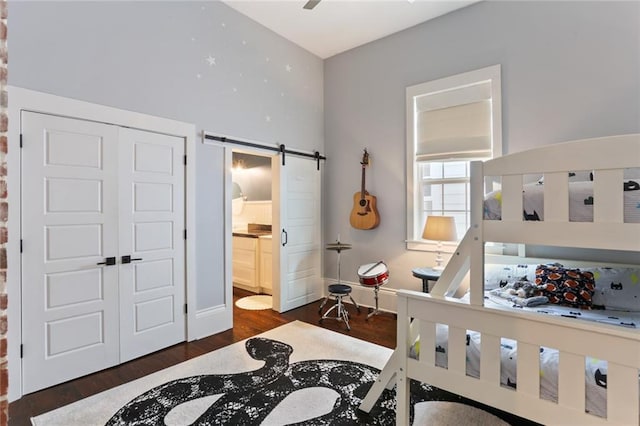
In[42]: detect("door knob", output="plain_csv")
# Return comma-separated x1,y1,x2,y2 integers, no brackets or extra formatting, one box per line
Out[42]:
121,255,143,264
97,257,116,266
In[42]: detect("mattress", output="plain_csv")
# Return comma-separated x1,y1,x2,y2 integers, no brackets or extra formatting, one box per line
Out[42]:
484,291,640,328
483,181,640,222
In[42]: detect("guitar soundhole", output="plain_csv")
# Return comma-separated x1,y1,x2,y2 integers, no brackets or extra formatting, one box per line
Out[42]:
359,199,367,207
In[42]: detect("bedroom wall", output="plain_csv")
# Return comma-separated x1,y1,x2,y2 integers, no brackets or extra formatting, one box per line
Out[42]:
324,0,640,291
8,1,324,311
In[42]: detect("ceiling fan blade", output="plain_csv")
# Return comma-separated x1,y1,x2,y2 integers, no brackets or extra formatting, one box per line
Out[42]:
303,0,321,10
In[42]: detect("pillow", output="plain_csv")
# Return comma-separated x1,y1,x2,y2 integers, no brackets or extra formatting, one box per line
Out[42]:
534,264,595,309
584,267,640,312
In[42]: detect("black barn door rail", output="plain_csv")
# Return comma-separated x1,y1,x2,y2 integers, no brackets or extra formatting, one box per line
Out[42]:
204,133,326,170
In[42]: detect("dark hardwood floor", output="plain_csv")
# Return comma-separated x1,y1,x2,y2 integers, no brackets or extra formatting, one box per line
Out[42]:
9,288,396,425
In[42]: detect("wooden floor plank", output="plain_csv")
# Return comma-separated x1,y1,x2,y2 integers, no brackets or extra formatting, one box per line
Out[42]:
9,288,396,425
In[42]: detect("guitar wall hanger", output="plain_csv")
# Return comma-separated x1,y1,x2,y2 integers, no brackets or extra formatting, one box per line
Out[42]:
350,148,380,230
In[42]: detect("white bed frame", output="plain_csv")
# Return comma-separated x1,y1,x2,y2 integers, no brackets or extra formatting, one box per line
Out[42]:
360,134,640,425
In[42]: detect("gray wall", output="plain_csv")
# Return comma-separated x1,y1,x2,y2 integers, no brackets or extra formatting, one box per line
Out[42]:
10,0,640,304
324,1,640,291
9,1,324,310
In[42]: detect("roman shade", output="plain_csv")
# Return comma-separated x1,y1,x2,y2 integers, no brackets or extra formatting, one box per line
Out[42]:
415,81,492,162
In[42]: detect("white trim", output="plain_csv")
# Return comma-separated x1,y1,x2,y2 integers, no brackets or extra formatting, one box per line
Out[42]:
405,240,459,253
8,86,196,401
224,146,235,332
406,65,502,248
189,305,231,340
185,117,199,341
407,240,504,256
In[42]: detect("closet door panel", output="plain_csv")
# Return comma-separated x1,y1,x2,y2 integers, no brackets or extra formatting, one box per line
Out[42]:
21,112,120,394
118,127,186,362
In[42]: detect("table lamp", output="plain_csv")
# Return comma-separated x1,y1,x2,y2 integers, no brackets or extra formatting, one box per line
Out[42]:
422,215,457,270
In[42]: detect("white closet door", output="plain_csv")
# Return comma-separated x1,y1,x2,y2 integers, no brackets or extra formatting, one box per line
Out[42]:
274,156,322,312
21,112,120,394
118,127,185,362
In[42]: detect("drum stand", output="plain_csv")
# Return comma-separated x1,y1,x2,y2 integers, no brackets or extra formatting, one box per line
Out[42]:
366,284,382,319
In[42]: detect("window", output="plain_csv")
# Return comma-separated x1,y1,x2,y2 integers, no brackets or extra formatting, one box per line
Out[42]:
406,65,502,250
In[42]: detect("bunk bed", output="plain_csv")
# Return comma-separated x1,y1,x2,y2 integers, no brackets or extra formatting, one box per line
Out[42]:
360,134,640,425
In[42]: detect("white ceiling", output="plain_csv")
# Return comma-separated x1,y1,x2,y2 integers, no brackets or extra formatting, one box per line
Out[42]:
222,0,480,59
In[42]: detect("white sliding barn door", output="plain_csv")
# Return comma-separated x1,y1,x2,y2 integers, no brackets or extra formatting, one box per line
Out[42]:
21,112,121,393
118,128,185,362
273,155,322,313
21,113,186,394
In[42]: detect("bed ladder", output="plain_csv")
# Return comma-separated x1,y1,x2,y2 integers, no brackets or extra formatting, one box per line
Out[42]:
359,230,480,416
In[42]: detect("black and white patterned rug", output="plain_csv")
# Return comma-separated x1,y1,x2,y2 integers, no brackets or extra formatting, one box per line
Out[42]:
32,321,537,425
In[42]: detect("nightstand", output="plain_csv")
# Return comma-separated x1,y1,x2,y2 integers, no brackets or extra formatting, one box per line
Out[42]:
411,267,442,293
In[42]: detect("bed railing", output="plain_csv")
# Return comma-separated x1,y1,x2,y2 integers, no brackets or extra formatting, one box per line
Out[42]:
478,134,640,252
459,134,640,306
393,289,640,425
359,134,640,425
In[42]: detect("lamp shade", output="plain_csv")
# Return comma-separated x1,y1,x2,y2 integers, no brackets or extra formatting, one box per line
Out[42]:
422,216,457,242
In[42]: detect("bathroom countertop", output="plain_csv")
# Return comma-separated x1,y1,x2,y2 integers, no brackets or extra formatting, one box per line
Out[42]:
232,223,272,238
232,231,271,238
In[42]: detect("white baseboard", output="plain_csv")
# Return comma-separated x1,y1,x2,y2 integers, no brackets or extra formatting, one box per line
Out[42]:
191,305,232,340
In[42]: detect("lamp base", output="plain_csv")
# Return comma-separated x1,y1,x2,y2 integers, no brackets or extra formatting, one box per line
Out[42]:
433,248,445,271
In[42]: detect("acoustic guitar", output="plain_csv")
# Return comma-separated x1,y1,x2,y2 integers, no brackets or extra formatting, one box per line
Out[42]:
349,149,380,230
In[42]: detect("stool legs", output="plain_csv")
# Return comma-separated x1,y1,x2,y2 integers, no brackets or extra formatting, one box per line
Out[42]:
319,293,351,330
318,292,360,314
317,296,329,313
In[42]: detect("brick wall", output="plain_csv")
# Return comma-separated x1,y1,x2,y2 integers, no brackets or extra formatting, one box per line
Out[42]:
0,0,7,424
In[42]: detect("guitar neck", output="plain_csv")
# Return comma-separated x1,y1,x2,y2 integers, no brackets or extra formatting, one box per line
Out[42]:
360,166,366,198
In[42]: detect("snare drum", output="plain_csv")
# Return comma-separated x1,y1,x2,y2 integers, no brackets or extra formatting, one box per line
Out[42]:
358,261,389,287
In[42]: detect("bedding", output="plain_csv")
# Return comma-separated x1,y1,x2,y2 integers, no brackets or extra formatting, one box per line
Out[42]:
589,267,640,311
485,264,640,312
489,281,549,307
484,290,640,328
483,180,640,222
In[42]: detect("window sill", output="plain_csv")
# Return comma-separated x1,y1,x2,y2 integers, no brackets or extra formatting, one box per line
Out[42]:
406,240,504,255
406,240,458,253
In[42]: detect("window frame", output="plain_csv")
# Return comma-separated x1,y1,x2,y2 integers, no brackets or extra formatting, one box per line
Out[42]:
406,65,502,251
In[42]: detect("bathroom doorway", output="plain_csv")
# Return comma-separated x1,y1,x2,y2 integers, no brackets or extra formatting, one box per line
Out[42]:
222,139,323,317
231,151,275,313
